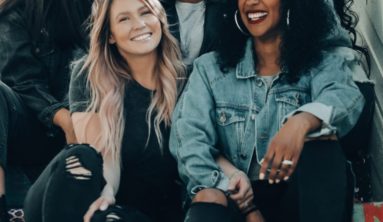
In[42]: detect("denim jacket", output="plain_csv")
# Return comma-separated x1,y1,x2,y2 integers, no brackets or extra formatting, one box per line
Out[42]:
169,40,365,196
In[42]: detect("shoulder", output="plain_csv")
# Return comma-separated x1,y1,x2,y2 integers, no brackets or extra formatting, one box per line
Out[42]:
194,51,220,69
70,54,89,88
192,51,222,78
310,47,359,74
71,53,88,77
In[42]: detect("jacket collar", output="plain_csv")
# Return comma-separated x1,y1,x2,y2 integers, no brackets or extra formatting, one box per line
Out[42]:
236,39,257,79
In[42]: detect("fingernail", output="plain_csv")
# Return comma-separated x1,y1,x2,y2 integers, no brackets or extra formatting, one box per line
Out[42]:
259,173,265,180
283,176,289,181
276,179,280,184
269,179,274,184
100,203,108,211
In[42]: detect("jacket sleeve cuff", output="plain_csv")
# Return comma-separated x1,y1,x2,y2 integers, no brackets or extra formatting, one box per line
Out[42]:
189,170,229,196
38,101,69,136
282,102,337,138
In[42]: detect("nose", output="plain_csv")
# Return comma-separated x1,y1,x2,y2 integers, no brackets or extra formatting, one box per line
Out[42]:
132,17,146,30
246,0,259,5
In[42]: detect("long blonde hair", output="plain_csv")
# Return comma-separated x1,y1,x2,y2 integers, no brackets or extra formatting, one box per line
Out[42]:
79,0,184,163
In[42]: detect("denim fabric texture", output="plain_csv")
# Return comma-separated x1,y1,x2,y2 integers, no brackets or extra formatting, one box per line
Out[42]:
169,40,365,196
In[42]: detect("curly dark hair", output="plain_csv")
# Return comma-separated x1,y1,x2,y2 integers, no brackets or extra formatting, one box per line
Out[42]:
333,0,370,72
217,0,367,82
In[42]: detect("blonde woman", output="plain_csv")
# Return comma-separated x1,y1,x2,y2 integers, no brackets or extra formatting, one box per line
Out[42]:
23,0,185,221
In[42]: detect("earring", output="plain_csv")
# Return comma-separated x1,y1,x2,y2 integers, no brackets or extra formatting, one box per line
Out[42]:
286,9,290,27
234,10,249,36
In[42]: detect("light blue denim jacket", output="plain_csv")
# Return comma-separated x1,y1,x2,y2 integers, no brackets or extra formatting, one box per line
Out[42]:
169,39,365,195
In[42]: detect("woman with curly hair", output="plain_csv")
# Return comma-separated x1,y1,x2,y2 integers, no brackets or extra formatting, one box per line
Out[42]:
23,0,185,221
169,0,366,221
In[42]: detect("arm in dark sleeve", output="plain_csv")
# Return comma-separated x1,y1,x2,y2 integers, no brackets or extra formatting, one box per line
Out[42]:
0,9,66,130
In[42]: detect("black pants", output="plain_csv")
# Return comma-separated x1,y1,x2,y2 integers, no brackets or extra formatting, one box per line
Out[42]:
186,140,354,222
24,144,183,222
0,82,64,172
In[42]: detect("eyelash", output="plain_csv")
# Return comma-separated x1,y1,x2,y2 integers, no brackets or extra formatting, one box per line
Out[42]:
141,10,151,16
119,17,129,22
118,10,151,22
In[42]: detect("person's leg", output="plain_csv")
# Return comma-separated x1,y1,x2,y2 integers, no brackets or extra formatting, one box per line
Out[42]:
0,81,65,176
91,205,153,222
297,140,352,221
183,188,233,222
0,82,24,221
279,140,353,222
24,144,105,222
253,140,352,222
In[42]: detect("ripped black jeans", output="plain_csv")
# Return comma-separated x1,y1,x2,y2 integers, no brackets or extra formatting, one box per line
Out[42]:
23,144,153,222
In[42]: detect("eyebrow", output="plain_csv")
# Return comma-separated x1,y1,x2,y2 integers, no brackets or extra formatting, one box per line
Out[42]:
114,6,149,20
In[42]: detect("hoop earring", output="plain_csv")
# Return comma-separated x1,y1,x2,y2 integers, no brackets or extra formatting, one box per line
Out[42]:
234,10,249,36
286,9,290,27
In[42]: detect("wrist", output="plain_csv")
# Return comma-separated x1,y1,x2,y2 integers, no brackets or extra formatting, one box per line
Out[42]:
288,113,314,136
229,170,244,180
101,185,115,199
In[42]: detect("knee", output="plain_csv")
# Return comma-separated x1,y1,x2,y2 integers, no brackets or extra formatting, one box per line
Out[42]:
192,188,228,207
64,144,103,181
0,82,10,106
298,140,347,179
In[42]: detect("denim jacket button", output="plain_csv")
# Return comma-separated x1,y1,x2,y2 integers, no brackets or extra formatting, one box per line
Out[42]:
256,79,263,87
219,112,226,123
35,47,40,54
240,153,247,160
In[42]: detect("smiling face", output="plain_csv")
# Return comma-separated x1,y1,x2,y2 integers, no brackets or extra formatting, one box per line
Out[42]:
238,0,282,40
108,0,162,60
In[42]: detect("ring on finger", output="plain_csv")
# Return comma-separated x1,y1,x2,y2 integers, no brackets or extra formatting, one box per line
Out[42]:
281,159,293,166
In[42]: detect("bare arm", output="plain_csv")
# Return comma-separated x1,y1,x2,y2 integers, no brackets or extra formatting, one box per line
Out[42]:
53,108,77,144
72,112,120,221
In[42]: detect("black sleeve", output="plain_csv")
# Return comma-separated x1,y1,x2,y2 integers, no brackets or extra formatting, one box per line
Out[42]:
0,9,66,129
69,57,91,113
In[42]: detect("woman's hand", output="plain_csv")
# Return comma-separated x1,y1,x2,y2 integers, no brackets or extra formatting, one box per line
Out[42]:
259,112,321,183
228,170,254,211
83,195,115,222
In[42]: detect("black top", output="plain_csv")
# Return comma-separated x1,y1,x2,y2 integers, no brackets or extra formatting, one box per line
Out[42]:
69,65,181,219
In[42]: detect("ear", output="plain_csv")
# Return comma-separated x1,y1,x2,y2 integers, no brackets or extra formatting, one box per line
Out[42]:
109,34,116,44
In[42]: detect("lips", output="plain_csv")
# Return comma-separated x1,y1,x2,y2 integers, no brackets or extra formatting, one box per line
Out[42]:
131,33,152,41
247,11,268,24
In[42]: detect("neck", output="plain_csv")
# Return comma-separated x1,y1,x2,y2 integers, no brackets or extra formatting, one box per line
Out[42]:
253,34,282,76
123,53,158,90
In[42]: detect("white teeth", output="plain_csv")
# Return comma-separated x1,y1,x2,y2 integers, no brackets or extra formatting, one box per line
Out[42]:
132,33,152,41
248,12,268,20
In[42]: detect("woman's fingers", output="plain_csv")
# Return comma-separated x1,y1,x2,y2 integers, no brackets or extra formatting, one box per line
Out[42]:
83,198,110,222
259,150,274,180
237,189,254,210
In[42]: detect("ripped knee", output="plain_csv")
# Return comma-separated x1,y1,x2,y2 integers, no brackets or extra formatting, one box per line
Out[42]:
65,155,92,180
192,188,228,207
105,212,122,221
